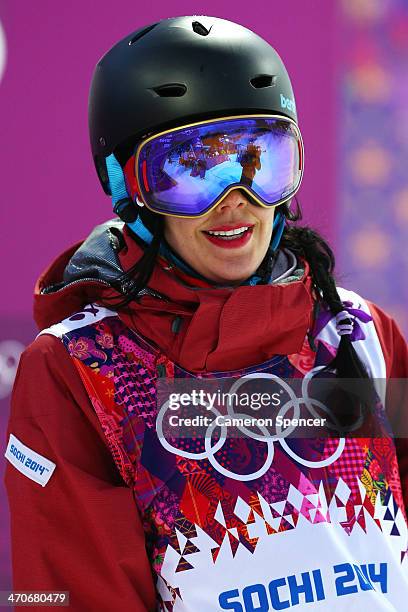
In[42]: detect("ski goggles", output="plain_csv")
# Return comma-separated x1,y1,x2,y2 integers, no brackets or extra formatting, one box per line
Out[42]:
123,115,304,218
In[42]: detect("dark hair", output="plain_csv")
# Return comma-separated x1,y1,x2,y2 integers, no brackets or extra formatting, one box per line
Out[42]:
279,199,370,381
113,210,164,301
281,201,374,432
103,199,373,429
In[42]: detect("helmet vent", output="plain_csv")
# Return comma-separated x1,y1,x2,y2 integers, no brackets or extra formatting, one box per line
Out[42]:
151,83,187,97
250,74,277,89
129,24,158,45
192,21,211,36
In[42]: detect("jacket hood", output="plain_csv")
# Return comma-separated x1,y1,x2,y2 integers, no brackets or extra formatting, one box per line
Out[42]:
34,220,125,330
35,220,314,372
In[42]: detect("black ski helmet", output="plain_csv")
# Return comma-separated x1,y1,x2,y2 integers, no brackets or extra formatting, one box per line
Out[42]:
88,15,298,196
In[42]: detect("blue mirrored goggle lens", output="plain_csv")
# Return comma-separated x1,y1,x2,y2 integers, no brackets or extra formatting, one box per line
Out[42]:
136,117,303,217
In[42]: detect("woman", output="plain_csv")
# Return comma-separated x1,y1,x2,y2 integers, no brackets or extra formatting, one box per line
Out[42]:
5,15,408,611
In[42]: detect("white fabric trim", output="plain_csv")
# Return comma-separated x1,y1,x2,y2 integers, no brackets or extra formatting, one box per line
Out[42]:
37,304,117,339
315,287,386,403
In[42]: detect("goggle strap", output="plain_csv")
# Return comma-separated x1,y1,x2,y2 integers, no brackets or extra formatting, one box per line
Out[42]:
105,153,154,244
126,215,154,245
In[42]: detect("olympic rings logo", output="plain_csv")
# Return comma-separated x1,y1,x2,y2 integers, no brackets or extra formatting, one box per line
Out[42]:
156,369,349,482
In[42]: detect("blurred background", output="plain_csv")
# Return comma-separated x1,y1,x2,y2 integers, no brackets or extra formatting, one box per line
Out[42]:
0,0,407,595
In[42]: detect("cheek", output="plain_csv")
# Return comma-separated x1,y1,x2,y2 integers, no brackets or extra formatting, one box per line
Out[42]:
164,219,199,250
258,212,275,237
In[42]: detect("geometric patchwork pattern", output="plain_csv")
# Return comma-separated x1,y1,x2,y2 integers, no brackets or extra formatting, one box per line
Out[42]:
57,305,408,610
154,477,408,576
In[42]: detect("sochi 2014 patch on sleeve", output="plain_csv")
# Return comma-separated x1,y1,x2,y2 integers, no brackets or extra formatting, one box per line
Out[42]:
5,434,56,486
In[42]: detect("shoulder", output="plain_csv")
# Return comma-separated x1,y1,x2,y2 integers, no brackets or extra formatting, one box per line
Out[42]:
38,303,118,341
315,287,376,344
364,300,408,378
335,287,406,342
10,304,118,422
314,288,403,379
17,333,76,388
335,287,370,311
22,302,119,387
335,288,407,378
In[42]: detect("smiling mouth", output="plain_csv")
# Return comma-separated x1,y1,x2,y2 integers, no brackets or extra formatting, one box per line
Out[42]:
202,224,255,248
203,225,254,241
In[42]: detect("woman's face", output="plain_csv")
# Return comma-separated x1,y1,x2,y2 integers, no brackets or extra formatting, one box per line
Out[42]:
164,189,275,284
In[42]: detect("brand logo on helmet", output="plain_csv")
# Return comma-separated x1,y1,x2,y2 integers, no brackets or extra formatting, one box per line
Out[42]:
280,94,296,114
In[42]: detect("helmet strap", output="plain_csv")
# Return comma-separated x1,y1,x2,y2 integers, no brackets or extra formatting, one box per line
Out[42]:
105,153,138,222
271,210,286,251
105,152,153,244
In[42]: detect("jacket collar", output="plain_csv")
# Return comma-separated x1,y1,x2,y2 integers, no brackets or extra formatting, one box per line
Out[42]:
35,220,314,372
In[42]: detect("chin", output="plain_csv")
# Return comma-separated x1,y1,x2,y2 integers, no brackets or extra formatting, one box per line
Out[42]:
211,266,256,284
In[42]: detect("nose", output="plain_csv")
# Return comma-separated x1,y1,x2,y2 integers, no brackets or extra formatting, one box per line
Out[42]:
215,188,251,213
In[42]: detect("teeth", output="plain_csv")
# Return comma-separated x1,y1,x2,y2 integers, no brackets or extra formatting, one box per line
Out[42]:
207,226,249,237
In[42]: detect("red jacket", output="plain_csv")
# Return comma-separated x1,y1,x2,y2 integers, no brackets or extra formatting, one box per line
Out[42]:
5,222,408,611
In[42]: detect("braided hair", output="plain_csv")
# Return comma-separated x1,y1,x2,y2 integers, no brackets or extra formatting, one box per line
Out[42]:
279,200,369,381
110,210,164,307
279,202,374,431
